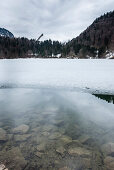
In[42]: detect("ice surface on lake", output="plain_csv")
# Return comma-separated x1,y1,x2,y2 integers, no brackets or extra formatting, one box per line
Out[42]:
0,59,114,94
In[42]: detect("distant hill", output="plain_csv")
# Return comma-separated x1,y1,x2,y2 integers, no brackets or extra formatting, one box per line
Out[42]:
65,11,114,58
0,28,14,38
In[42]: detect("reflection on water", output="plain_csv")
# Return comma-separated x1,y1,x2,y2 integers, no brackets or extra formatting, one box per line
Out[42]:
0,88,114,170
94,94,114,104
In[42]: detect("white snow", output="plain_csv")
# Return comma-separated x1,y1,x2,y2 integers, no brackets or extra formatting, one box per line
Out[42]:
0,164,8,170
56,54,61,58
106,50,114,59
0,59,114,94
52,53,61,58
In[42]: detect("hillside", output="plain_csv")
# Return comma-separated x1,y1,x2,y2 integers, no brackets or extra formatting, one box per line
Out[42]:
0,28,14,38
65,11,114,58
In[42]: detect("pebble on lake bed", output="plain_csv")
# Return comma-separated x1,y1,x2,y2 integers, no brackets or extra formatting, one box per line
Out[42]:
104,156,114,170
35,151,44,158
59,166,70,170
56,146,66,154
60,135,72,144
0,128,7,141
14,134,31,142
68,147,91,156
42,125,57,132
36,143,46,152
48,132,62,140
0,147,27,170
102,142,114,156
12,124,29,134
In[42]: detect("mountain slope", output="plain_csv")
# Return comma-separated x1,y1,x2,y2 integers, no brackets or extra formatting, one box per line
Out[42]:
0,28,14,38
74,11,114,49
65,11,114,58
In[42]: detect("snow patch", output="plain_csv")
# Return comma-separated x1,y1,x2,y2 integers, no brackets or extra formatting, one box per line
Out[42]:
0,164,8,170
106,50,114,59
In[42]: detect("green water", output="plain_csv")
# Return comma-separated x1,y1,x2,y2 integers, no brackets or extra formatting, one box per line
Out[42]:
0,88,114,170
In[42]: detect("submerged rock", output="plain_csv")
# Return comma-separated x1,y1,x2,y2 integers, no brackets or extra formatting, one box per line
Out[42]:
0,147,27,170
60,135,72,144
59,128,65,135
35,151,44,158
71,140,82,146
7,134,13,140
53,119,64,126
41,131,50,136
13,124,29,134
49,132,62,140
36,143,46,152
79,135,91,143
59,166,70,170
102,142,114,156
79,135,95,146
68,147,91,157
0,128,7,142
56,146,66,155
31,127,40,132
14,134,31,142
104,156,114,170
83,158,91,169
42,125,57,132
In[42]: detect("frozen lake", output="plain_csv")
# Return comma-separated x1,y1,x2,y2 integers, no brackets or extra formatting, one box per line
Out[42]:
0,59,114,94
0,59,114,170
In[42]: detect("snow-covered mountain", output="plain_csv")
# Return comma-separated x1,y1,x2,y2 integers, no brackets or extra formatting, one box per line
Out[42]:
0,28,14,38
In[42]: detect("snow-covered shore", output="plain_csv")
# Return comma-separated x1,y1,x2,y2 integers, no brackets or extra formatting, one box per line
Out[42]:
0,59,114,94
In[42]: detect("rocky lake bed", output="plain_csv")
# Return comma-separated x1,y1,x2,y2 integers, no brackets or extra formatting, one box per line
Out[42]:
0,59,114,169
0,88,114,170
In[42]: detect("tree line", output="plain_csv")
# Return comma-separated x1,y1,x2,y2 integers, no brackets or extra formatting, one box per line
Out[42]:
0,37,64,59
0,36,107,59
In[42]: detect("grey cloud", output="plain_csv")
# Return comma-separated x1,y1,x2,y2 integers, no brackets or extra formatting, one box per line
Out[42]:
0,0,114,41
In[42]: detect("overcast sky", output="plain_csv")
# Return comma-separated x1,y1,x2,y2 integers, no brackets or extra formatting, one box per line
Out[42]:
0,0,114,41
